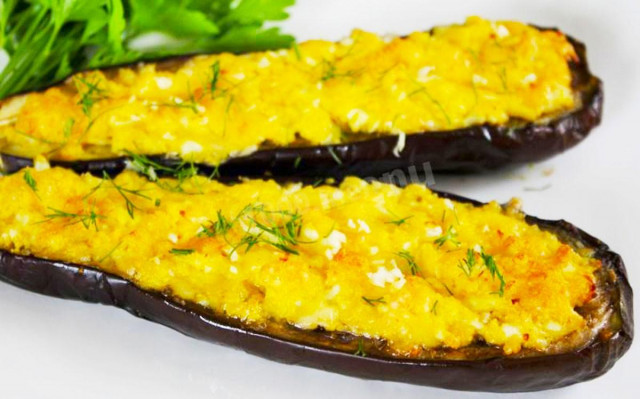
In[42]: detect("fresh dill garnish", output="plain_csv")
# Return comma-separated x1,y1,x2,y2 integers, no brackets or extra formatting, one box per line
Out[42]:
396,250,420,276
232,232,262,254
63,118,75,138
321,60,338,81
320,59,360,82
386,215,412,226
75,76,106,117
170,248,195,255
13,129,59,145
199,210,233,238
362,296,386,306
498,67,508,91
458,248,476,276
37,118,76,156
202,205,308,256
41,207,105,231
99,171,152,218
23,170,37,193
431,300,439,315
248,209,304,255
163,89,201,114
434,226,460,248
442,283,454,296
209,60,221,97
480,250,505,296
327,147,342,165
172,161,200,183
293,156,302,169
209,164,221,179
408,87,451,126
354,339,367,357
125,151,200,193
225,95,235,115
126,151,162,181
98,242,123,263
470,80,479,106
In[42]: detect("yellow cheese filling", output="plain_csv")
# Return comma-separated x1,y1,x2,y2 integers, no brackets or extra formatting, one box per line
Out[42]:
0,167,598,355
0,17,577,165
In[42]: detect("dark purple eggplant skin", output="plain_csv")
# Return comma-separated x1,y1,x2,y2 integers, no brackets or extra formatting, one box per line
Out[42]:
0,35,602,178
0,191,632,392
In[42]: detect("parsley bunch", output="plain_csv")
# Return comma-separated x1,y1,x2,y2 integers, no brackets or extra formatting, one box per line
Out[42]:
0,0,295,98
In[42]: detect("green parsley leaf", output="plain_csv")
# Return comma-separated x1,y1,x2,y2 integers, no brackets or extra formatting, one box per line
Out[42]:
0,0,295,98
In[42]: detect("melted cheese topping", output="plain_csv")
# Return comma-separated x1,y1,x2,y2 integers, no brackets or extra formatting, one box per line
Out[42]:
0,167,598,355
0,17,577,165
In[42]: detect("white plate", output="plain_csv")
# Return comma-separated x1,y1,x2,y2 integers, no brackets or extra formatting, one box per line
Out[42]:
1,0,638,397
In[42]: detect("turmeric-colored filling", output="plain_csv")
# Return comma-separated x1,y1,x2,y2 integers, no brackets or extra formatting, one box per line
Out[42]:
0,17,577,165
0,167,598,355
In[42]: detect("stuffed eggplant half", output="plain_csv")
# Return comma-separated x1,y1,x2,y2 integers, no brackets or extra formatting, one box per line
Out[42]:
0,167,631,392
0,17,601,178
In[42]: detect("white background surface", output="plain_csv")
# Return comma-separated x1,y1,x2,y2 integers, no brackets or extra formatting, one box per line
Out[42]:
1,0,639,397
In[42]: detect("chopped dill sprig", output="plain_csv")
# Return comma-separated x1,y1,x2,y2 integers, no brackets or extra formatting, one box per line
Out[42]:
125,151,161,181
99,171,152,218
293,156,302,169
41,206,105,231
362,296,386,306
74,76,106,117
163,94,201,114
396,250,420,276
231,231,262,254
125,151,200,193
457,248,476,276
354,339,367,357
320,59,361,82
208,164,221,179
98,242,123,263
223,95,235,125
209,60,221,98
23,170,37,193
431,300,439,315
37,118,76,156
386,215,412,226
248,209,304,255
434,226,460,248
408,87,451,126
327,147,342,165
498,67,508,91
199,210,233,238
13,129,59,145
202,205,309,256
320,60,339,81
480,250,505,297
170,248,195,256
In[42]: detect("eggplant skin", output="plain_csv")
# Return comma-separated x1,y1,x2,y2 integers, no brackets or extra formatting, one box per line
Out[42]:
0,192,632,392
0,35,602,178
